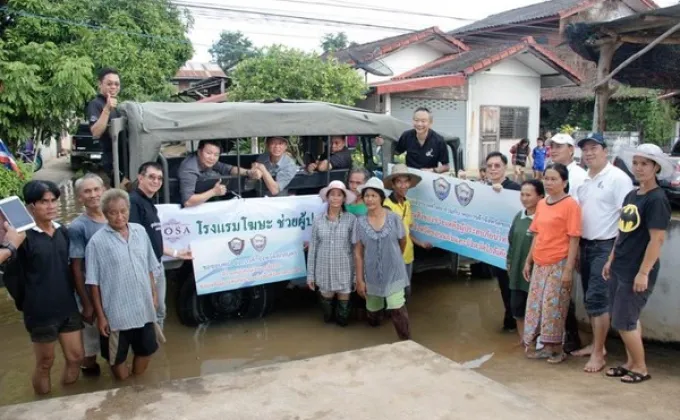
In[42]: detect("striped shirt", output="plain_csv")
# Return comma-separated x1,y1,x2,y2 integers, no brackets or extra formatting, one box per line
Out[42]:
85,223,159,331
307,211,356,292
352,211,408,297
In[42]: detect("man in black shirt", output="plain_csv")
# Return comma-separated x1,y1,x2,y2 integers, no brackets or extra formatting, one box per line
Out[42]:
6,181,85,395
86,68,124,187
307,135,352,173
129,162,191,328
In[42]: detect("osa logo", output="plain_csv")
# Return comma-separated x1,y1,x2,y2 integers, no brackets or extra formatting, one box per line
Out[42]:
162,218,191,243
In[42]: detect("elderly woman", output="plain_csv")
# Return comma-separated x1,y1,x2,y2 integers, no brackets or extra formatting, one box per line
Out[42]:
353,177,410,340
602,144,672,384
307,180,357,326
85,189,160,380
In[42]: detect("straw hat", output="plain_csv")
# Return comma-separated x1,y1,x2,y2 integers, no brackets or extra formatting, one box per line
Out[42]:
618,143,675,180
383,164,422,190
357,177,386,195
319,180,357,204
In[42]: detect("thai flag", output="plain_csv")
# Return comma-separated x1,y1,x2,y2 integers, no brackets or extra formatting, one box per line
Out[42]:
0,139,21,175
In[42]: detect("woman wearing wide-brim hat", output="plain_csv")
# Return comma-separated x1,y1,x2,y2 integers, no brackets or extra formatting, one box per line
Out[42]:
352,177,411,339
602,144,672,384
306,180,357,326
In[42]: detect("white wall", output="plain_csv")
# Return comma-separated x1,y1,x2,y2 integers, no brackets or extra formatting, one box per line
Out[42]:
466,61,541,170
360,43,444,84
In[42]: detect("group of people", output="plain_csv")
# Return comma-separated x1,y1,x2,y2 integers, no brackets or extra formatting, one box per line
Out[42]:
0,162,191,395
509,137,550,182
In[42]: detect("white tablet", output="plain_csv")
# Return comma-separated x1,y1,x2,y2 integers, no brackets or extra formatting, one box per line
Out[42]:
0,196,36,233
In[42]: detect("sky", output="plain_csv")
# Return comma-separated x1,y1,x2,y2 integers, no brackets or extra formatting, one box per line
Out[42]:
181,0,678,62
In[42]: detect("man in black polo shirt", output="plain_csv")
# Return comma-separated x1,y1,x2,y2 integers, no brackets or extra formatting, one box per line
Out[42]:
129,162,191,329
307,135,352,173
86,67,125,187
5,180,85,395
394,107,450,173
485,151,521,332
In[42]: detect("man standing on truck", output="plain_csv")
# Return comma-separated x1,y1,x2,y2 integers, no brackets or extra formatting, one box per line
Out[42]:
86,68,125,187
251,136,299,196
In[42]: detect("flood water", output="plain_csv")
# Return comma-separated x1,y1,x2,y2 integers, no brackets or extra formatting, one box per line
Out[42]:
2,183,680,418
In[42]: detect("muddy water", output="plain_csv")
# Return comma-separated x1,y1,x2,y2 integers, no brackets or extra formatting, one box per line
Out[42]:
1,184,680,417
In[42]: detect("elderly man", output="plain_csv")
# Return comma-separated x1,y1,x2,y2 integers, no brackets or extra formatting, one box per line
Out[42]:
86,189,160,380
573,133,634,373
251,136,299,196
307,135,352,173
129,162,191,329
68,173,108,377
178,140,253,207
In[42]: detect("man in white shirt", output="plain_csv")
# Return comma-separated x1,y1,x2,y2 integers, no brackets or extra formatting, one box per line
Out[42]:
572,133,634,373
547,133,588,353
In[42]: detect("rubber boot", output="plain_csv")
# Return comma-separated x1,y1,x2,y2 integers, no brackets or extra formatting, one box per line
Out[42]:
366,309,383,327
335,300,351,327
390,306,411,340
320,296,335,323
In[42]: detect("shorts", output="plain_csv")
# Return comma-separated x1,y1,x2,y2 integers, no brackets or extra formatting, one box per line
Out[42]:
510,289,528,319
366,290,406,312
26,313,84,343
609,264,658,331
101,323,158,366
580,239,615,317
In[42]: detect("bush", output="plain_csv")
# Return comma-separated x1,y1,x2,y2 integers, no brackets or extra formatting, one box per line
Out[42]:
0,163,34,200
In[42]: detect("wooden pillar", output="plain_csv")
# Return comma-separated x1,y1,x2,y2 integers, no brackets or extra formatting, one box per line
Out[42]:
592,42,619,133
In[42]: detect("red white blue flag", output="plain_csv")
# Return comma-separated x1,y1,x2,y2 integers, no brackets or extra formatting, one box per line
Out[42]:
0,139,21,175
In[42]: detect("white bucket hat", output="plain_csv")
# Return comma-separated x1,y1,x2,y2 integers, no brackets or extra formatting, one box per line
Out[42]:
619,143,675,180
357,177,386,195
547,133,575,147
319,180,357,204
383,163,422,190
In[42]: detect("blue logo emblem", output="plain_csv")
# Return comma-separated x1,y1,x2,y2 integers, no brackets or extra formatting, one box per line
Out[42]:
454,182,475,207
433,177,451,201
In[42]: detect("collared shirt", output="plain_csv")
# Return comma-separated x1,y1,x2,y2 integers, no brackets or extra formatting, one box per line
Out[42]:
68,214,107,274
567,160,588,202
129,188,163,261
577,163,634,240
395,129,449,169
306,211,356,292
384,194,414,264
508,210,535,292
85,94,121,172
256,153,298,196
85,223,159,331
328,147,352,170
178,153,234,205
10,222,78,327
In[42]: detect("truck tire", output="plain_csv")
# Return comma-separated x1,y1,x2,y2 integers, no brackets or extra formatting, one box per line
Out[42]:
206,284,275,320
176,274,210,327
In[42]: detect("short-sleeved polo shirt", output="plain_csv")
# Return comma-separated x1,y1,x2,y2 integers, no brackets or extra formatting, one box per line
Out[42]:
129,189,163,261
395,129,449,169
177,153,234,205
256,153,298,196
85,94,121,172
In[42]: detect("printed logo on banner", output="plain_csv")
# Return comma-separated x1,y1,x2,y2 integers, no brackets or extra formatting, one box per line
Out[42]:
454,182,475,207
162,218,191,243
228,238,245,256
250,234,267,252
433,177,451,201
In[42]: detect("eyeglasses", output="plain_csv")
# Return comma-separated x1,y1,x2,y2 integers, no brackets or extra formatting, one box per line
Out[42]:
146,175,163,182
487,163,504,169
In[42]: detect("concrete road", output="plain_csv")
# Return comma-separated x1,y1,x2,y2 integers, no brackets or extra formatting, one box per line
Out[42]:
31,156,73,186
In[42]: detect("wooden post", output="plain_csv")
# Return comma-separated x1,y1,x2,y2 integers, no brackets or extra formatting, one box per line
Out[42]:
592,42,619,132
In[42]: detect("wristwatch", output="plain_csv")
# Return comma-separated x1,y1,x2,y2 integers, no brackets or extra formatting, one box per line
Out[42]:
0,241,17,261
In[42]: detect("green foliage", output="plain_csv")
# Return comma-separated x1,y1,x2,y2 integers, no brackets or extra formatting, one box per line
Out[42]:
320,32,356,53
0,0,193,148
0,162,34,200
229,45,367,106
209,31,260,72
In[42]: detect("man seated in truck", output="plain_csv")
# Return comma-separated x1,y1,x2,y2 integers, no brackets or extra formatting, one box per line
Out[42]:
178,140,254,207
306,135,352,173
250,136,299,197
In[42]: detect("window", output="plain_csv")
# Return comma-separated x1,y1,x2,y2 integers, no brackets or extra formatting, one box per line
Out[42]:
499,107,529,140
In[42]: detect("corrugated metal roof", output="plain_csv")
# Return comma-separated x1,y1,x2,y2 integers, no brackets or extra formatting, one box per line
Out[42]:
402,44,516,78
174,62,227,80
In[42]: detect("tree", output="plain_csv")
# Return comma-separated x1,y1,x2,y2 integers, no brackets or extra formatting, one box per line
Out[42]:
320,32,356,53
209,30,260,72
0,0,193,148
229,45,366,106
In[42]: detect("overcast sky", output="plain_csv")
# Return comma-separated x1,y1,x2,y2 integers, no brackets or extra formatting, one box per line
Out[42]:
183,0,678,62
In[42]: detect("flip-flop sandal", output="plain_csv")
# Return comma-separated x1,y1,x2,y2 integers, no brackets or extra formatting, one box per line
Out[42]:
605,366,629,378
621,371,651,384
526,349,552,359
547,352,567,364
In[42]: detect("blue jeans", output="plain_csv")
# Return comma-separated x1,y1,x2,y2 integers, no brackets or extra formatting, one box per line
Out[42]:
579,239,615,317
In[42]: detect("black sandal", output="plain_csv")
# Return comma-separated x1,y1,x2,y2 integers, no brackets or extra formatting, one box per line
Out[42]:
621,371,651,384
605,366,629,378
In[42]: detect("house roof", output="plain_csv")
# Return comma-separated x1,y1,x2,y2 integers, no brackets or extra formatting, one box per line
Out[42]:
174,62,227,80
542,83,657,101
449,0,658,36
328,27,469,65
371,37,582,95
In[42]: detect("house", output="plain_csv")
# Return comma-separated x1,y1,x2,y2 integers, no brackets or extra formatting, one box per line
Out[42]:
172,62,230,100
328,27,581,169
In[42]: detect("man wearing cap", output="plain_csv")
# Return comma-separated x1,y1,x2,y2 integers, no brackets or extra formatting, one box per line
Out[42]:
251,136,299,197
573,132,634,373
546,133,588,352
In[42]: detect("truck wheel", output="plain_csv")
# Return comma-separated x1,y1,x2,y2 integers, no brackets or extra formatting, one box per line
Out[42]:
206,285,274,320
176,274,210,327
238,285,272,319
